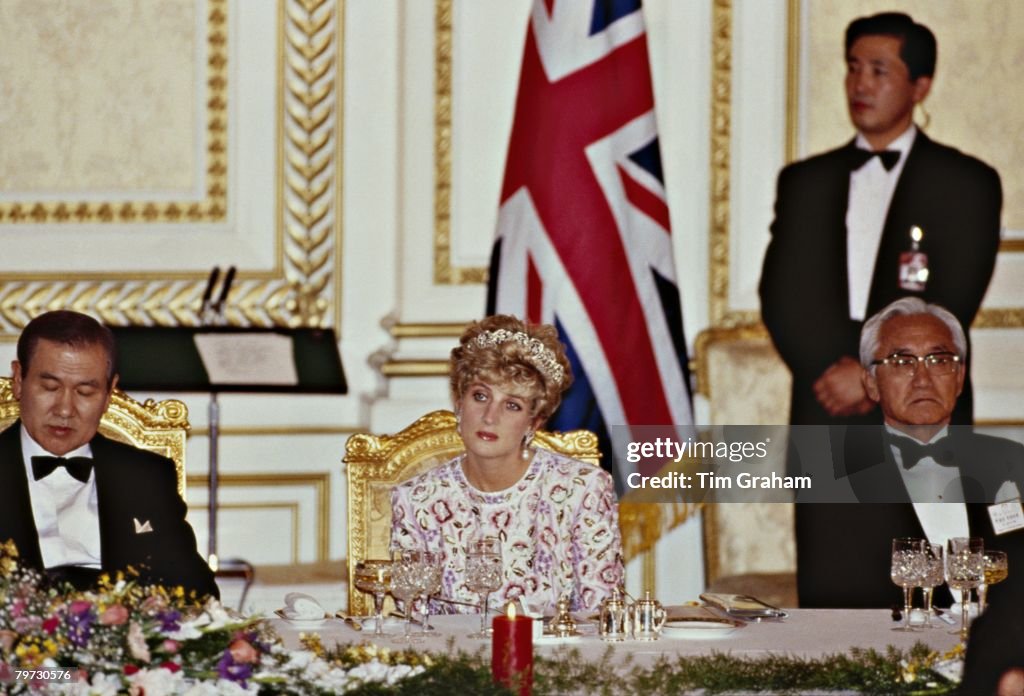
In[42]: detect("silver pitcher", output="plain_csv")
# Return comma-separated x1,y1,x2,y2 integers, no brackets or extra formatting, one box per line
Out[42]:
598,588,630,641
631,591,667,641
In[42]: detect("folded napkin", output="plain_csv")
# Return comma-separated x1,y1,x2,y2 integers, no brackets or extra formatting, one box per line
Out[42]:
282,592,325,620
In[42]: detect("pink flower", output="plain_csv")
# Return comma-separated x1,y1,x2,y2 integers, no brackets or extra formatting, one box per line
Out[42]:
161,639,180,654
228,638,259,664
100,604,129,626
11,600,25,618
0,630,17,651
69,600,93,615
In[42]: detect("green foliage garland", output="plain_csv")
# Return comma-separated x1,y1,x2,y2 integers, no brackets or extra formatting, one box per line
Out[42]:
330,642,958,696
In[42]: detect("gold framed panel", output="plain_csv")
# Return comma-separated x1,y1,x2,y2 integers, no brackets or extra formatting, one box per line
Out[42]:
0,0,344,334
0,0,227,225
188,471,331,561
433,0,488,285
708,0,1024,328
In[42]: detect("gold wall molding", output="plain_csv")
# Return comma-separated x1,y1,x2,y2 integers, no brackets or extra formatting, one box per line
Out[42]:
0,0,343,334
385,320,469,338
217,502,301,564
188,471,331,561
190,424,361,437
0,0,227,225
378,359,449,378
433,0,488,285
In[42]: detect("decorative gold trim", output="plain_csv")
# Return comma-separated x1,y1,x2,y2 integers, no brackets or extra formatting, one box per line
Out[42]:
701,503,722,587
386,321,469,338
0,0,227,224
190,425,361,437
708,0,732,328
785,0,800,164
378,359,450,378
0,377,189,499
188,472,330,561
216,502,301,564
433,0,488,285
0,0,342,333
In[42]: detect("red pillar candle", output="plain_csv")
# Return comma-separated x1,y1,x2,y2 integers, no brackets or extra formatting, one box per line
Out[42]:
491,603,533,695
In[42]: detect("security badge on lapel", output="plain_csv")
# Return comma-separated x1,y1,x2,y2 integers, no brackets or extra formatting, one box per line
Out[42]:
899,225,929,291
988,498,1024,535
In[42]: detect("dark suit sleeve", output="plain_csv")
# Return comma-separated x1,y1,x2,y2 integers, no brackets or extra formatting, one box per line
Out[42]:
760,158,860,386
923,160,1001,328
94,438,218,599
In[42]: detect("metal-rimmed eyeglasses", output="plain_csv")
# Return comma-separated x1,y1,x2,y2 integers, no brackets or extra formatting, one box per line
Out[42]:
870,352,962,377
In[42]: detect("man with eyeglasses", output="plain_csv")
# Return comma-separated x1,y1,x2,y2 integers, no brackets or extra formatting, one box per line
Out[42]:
795,297,1024,608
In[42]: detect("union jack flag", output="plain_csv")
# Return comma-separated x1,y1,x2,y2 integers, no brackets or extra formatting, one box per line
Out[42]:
487,0,693,485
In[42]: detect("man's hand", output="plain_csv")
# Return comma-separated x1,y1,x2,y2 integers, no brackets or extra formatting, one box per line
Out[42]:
813,356,876,417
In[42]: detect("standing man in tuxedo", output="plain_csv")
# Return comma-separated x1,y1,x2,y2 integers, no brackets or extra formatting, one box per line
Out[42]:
796,298,1024,608
0,310,217,598
760,12,1002,427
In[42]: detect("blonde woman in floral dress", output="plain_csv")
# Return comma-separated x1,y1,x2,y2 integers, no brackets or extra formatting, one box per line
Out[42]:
390,315,623,615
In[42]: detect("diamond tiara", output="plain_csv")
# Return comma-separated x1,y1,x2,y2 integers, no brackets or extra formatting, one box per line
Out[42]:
472,329,566,387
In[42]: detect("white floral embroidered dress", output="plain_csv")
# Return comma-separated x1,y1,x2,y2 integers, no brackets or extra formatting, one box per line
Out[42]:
390,448,623,614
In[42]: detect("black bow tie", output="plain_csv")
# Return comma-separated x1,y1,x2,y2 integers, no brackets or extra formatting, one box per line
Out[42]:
887,436,954,470
848,148,901,172
31,455,93,483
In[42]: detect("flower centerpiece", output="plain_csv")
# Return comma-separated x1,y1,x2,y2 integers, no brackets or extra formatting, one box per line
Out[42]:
0,541,427,695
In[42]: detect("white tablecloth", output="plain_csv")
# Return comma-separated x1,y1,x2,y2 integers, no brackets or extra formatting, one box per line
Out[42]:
272,609,960,665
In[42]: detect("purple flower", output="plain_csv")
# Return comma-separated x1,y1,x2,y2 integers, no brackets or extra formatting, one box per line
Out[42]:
217,649,254,686
156,609,181,633
65,603,97,647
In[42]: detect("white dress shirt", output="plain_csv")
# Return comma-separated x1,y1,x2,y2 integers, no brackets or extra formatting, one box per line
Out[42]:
21,425,102,569
846,125,917,321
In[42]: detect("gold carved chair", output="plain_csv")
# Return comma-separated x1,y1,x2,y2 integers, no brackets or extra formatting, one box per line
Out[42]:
693,324,797,607
0,376,190,498
343,409,601,616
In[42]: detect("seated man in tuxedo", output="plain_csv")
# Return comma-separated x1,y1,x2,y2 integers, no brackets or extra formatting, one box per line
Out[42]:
796,297,1024,608
0,310,218,598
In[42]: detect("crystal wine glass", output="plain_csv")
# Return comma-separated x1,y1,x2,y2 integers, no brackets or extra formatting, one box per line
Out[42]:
353,559,392,636
890,537,925,632
918,542,944,629
945,537,984,640
390,549,424,644
465,536,503,639
978,549,1008,614
418,550,443,636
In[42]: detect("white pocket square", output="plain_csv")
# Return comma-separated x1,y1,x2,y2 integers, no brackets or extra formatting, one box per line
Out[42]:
133,518,154,534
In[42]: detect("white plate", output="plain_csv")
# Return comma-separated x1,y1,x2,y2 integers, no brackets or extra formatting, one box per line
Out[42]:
274,608,329,628
661,618,744,640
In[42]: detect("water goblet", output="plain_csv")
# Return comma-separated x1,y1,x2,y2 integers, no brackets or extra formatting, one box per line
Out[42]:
390,549,424,644
979,549,1008,614
418,550,443,636
918,543,944,629
465,536,503,639
353,559,392,636
945,537,984,640
890,537,925,632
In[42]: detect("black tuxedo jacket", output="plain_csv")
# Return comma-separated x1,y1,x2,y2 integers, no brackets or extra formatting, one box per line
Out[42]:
796,427,1024,608
759,131,1002,426
0,422,218,598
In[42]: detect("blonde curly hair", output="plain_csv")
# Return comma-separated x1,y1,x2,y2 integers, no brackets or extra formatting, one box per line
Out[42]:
450,315,573,422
